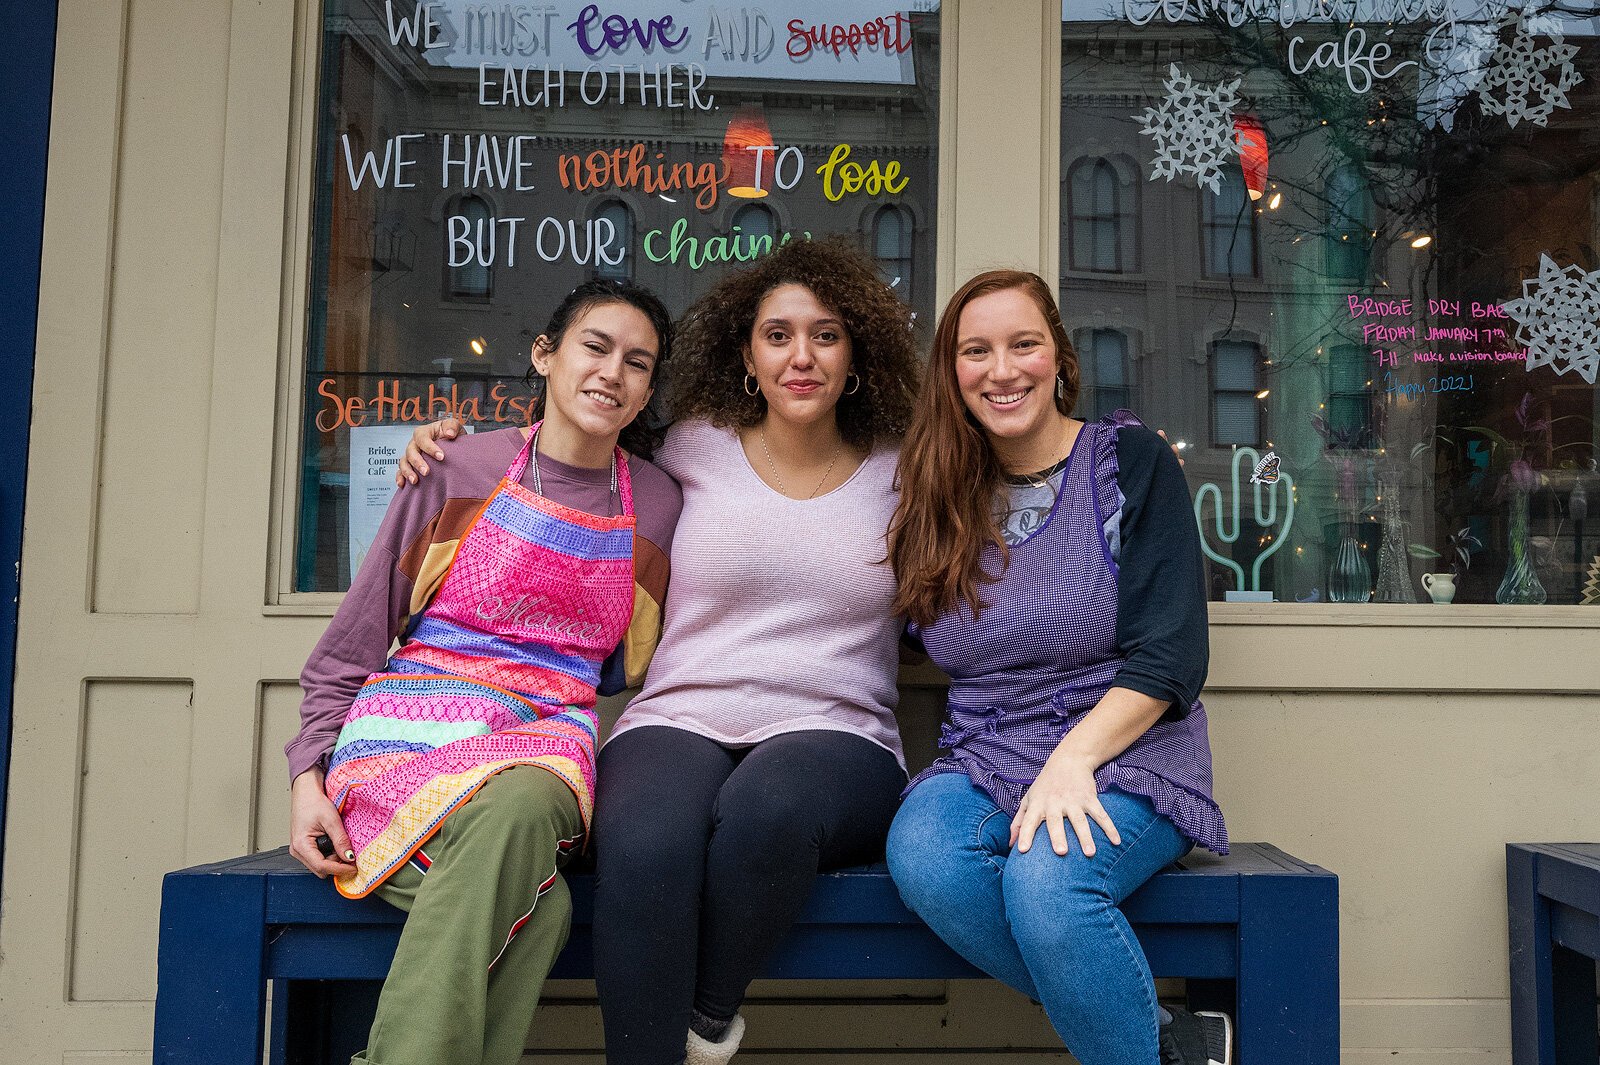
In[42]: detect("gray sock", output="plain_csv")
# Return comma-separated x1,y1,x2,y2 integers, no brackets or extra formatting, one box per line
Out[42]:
689,1008,733,1043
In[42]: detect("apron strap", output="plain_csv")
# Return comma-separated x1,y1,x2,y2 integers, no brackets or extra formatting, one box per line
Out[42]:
614,446,635,517
507,421,541,484
513,420,634,520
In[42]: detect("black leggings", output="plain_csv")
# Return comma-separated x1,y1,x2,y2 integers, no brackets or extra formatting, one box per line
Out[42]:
591,725,905,1065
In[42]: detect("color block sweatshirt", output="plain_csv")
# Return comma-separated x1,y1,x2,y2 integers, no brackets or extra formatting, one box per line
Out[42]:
288,426,682,783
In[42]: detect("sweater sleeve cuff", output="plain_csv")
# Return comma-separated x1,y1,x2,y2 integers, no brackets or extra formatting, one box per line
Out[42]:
285,734,335,786
1110,669,1187,715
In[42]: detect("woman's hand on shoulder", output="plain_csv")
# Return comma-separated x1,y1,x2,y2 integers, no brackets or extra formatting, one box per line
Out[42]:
1010,749,1121,858
288,768,357,878
394,417,465,487
1155,429,1185,468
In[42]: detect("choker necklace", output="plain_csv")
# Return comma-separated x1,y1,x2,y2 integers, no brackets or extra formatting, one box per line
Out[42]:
530,426,618,502
759,426,841,499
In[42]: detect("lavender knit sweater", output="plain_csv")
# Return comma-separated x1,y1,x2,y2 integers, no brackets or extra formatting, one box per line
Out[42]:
610,420,906,767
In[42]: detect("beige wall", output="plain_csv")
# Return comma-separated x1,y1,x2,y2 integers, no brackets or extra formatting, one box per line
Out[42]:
2,1,1597,1062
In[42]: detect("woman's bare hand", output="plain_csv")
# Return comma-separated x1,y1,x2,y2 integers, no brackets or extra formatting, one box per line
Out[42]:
288,769,357,878
395,418,465,486
1010,750,1121,858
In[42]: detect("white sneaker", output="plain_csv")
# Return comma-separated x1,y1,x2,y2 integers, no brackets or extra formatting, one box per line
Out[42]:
685,1013,745,1065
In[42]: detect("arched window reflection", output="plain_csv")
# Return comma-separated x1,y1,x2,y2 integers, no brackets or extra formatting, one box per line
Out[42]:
1212,338,1264,446
732,203,777,258
871,205,913,297
1201,170,1258,278
1326,164,1373,280
1068,158,1136,272
593,199,634,282
448,195,492,299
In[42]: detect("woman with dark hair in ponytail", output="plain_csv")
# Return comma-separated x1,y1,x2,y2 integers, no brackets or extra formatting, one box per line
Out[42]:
885,271,1231,1065
284,279,683,1065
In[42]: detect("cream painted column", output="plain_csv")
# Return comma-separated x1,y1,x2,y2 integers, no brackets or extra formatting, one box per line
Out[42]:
937,0,1063,300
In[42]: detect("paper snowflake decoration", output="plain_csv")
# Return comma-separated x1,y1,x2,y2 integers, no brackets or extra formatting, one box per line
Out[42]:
1476,16,1583,128
1503,254,1600,385
1137,64,1242,194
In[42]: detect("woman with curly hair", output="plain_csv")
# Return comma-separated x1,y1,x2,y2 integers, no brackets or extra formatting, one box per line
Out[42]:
400,238,920,1065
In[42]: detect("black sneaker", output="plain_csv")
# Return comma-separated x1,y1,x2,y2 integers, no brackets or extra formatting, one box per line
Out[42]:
1158,1004,1233,1065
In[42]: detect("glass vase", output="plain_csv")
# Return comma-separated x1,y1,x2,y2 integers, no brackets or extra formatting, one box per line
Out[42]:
1372,488,1416,603
1328,521,1373,603
1495,487,1547,605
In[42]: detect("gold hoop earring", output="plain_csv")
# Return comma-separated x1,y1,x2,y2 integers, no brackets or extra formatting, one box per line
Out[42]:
843,373,861,396
743,374,760,397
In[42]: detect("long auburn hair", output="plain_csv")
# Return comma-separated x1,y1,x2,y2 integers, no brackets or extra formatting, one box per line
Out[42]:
888,270,1080,627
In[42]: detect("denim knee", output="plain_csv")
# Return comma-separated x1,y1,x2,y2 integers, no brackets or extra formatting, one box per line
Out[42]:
887,774,1000,917
1002,844,1116,939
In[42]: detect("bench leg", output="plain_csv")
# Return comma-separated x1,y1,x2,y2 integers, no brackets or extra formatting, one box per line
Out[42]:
1509,844,1553,1065
1508,847,1599,1065
1237,874,1339,1065
153,871,268,1065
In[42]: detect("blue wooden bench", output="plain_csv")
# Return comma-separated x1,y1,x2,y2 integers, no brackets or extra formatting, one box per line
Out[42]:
154,842,1337,1064
1507,843,1600,1065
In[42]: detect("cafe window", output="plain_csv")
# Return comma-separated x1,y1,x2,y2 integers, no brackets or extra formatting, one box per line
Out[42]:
1068,157,1136,272
297,1,942,592
1062,0,1600,606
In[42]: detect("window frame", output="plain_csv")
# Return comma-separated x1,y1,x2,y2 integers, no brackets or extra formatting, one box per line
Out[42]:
1078,326,1134,420
1325,163,1373,281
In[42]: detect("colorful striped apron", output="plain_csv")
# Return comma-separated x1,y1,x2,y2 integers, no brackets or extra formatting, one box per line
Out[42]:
325,425,636,897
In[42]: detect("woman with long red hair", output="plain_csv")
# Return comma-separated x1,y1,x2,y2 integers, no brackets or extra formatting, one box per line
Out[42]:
885,270,1230,1065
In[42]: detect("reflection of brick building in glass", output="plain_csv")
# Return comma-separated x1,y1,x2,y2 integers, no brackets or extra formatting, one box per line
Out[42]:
1060,14,1600,603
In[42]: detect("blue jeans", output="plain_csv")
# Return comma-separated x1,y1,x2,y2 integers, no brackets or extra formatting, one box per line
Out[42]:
886,772,1191,1065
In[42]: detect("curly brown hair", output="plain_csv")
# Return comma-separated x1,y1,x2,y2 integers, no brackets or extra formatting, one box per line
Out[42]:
668,237,920,449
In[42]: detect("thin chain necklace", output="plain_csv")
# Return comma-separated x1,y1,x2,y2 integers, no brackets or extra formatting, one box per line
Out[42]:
530,426,618,503
759,426,841,499
1005,418,1075,485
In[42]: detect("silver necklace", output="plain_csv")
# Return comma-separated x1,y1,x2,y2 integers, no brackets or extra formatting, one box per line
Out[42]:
759,426,841,499
529,426,618,501
1005,419,1075,486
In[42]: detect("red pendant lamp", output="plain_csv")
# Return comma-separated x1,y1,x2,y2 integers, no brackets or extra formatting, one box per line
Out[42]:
1232,115,1268,201
723,106,774,199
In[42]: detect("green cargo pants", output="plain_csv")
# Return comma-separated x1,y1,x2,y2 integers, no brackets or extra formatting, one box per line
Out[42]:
352,765,584,1065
